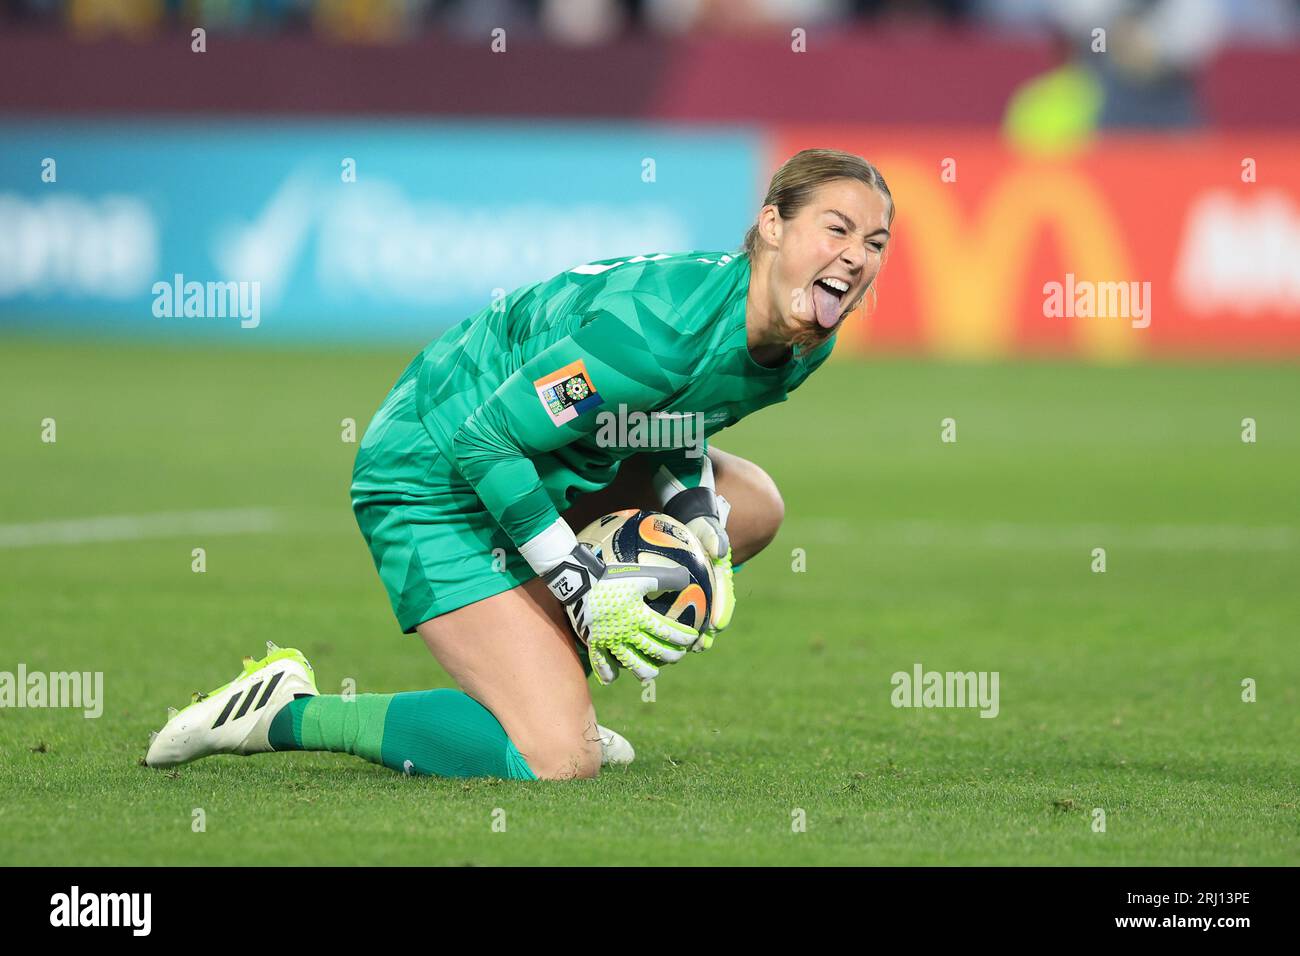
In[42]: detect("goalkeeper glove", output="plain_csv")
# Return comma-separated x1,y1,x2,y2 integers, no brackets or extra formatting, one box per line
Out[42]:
656,460,736,650
521,520,701,685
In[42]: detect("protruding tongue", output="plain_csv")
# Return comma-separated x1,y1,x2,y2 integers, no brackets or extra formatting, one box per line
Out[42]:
812,283,842,329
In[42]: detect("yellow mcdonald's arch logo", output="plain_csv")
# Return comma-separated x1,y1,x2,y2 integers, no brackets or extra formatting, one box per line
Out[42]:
871,156,1140,360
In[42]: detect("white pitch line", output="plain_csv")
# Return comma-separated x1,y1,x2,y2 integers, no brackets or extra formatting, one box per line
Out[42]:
792,518,1297,552
0,508,277,549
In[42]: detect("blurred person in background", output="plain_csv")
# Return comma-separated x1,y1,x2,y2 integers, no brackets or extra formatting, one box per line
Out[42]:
641,0,966,35
1057,0,1227,128
999,0,1242,153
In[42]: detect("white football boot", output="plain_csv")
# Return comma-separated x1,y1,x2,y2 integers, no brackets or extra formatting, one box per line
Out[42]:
145,642,318,768
597,724,635,766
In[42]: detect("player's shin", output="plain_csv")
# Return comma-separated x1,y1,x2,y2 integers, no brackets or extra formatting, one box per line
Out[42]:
268,688,536,780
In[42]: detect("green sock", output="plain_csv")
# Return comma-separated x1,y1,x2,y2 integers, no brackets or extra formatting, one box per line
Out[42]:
268,689,536,780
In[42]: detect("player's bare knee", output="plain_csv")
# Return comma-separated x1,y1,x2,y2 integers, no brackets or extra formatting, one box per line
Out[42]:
758,471,785,544
524,734,602,780
531,749,601,781
741,463,785,555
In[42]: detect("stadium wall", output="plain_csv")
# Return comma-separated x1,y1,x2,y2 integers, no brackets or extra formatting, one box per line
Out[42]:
2,31,1296,128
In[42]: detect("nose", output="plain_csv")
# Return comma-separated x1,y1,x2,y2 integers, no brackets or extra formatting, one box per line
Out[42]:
839,243,866,274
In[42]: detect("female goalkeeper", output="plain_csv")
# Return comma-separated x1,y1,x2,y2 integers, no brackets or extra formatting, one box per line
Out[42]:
146,148,894,781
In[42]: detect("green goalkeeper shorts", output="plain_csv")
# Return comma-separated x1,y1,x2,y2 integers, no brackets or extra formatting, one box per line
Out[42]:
350,370,539,634
351,459,538,634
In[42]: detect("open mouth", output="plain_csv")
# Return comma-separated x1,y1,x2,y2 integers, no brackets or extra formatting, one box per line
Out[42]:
811,276,850,329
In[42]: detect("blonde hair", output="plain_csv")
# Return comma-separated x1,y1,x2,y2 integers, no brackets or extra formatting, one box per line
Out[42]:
743,148,895,259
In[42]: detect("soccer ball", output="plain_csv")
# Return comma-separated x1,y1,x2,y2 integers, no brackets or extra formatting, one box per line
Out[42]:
573,508,714,633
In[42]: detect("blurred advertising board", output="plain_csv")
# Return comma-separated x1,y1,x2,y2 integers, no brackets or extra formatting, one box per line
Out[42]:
0,121,759,342
3,119,1297,360
784,128,1300,361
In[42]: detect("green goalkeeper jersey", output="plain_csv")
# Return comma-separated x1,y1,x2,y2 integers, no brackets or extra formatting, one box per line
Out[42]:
393,249,833,551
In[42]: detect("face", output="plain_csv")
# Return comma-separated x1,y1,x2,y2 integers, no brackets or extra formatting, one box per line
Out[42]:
758,178,892,348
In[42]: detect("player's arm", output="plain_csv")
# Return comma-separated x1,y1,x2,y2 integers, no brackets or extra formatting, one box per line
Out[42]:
450,293,686,559
448,293,703,681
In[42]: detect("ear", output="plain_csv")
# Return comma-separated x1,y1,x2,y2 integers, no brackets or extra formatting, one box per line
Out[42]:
758,204,782,247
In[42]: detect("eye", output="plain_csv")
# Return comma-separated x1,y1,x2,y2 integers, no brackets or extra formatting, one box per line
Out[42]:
868,241,884,253
829,225,847,236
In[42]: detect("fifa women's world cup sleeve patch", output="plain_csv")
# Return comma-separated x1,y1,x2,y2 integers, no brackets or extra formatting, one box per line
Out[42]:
533,358,604,427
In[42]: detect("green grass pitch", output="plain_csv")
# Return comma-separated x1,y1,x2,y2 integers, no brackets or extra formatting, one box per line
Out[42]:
1,336,1296,866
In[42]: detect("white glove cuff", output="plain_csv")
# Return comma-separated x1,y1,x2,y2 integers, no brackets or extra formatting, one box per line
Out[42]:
518,517,580,577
